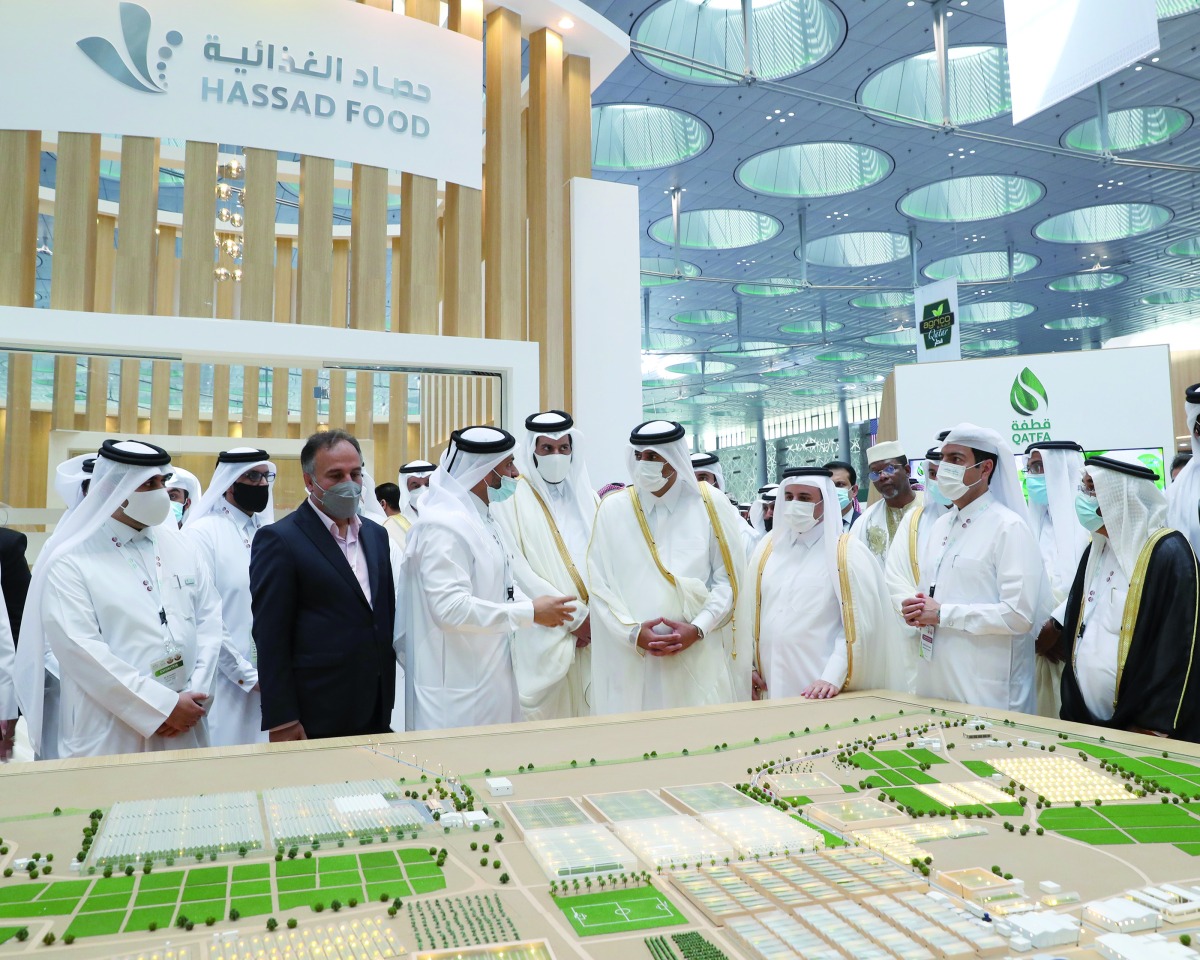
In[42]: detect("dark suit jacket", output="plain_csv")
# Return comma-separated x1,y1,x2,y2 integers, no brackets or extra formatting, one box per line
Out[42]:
250,502,396,739
0,528,30,643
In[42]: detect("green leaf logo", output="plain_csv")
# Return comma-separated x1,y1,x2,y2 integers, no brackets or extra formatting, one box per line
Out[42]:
931,303,945,317
1009,367,1048,416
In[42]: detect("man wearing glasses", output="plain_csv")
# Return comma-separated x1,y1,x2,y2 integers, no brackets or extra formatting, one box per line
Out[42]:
853,441,918,564
183,448,278,746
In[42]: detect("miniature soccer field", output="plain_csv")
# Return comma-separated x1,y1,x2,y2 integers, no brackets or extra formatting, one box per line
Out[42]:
555,886,687,936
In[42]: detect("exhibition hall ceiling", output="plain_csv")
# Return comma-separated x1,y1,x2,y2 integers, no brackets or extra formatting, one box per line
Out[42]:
582,0,1200,425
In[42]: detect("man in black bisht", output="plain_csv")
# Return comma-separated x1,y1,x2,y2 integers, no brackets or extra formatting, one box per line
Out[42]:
1053,454,1200,741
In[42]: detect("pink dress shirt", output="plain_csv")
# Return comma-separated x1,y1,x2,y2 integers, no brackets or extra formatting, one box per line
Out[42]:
306,499,372,606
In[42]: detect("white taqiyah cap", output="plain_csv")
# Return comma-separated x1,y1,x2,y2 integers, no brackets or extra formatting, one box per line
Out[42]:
866,440,905,463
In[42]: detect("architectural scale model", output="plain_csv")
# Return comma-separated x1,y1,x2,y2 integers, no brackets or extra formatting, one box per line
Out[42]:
4,693,1200,960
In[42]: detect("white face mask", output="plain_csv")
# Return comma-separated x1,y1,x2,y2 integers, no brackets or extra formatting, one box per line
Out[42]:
935,462,981,502
778,499,820,534
407,485,425,510
124,487,173,527
633,459,670,494
536,453,572,485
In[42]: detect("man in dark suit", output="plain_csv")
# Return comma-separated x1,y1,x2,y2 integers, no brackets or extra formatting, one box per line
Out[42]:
250,430,397,741
0,527,30,644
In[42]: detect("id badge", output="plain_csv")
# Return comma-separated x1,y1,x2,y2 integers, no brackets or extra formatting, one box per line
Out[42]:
150,653,187,692
920,626,936,661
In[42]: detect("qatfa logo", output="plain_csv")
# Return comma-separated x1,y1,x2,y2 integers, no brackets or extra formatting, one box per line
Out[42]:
1009,367,1052,444
77,2,182,94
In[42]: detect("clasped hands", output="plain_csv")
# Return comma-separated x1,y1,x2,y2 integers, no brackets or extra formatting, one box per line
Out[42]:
901,592,941,628
155,691,209,738
636,617,701,657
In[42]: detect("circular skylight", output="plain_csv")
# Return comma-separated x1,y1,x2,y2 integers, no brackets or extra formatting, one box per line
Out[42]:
642,378,680,389
780,319,845,335
762,367,811,379
899,174,1044,222
706,381,769,394
859,45,1011,126
839,373,884,383
1047,272,1126,292
711,340,791,358
643,331,696,351
960,301,1035,324
735,142,892,198
863,329,917,347
815,350,866,362
673,309,735,325
850,291,914,309
641,257,701,286
649,209,782,249
666,359,737,375
681,394,725,404
802,231,910,268
592,104,712,171
635,0,843,86
923,251,1038,282
790,387,826,396
1062,106,1191,153
733,278,804,297
1142,288,1200,305
962,338,1019,353
1168,236,1200,258
1033,202,1172,243
1043,316,1109,330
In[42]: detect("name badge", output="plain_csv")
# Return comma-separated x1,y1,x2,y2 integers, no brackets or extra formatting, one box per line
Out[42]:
920,627,936,661
150,653,187,692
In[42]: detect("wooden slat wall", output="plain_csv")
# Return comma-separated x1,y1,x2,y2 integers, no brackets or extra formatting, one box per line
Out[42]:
296,156,334,437
562,54,591,411
179,140,217,437
151,225,177,433
85,214,117,432
49,132,101,435
484,8,523,341
271,237,294,439
241,146,279,440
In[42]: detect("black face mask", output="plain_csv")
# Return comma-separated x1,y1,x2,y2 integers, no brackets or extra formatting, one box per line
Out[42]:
231,481,270,514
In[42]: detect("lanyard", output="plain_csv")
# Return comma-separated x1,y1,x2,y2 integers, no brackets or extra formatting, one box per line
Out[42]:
111,528,180,655
927,501,992,595
484,513,515,601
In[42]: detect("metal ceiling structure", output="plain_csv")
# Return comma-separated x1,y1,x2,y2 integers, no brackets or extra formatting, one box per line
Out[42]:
583,0,1200,436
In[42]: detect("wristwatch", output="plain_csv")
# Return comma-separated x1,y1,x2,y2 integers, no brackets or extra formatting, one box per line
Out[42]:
693,624,706,641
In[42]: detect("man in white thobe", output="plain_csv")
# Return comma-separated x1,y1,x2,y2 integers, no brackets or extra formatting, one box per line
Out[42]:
1057,455,1200,740
748,484,778,537
1025,440,1089,717
403,427,575,730
1168,383,1200,555
587,420,749,712
396,461,435,532
0,576,15,761
853,441,919,564
183,448,277,746
494,410,598,720
15,440,225,758
901,424,1051,713
739,468,900,702
166,467,202,529
884,442,953,693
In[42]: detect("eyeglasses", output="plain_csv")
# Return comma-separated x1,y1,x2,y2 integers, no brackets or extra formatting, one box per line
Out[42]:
1026,462,1045,476
240,470,276,485
868,464,902,482
1077,482,1097,497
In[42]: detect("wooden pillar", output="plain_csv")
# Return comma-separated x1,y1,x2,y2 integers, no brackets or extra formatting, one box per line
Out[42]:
328,238,350,429
485,8,523,341
388,373,407,480
395,0,441,337
528,29,566,407
296,156,333,436
179,141,217,436
212,245,235,436
151,224,177,433
350,158,387,438
563,54,592,410
241,147,278,439
0,130,38,505
86,215,118,431
50,132,101,433
271,237,294,439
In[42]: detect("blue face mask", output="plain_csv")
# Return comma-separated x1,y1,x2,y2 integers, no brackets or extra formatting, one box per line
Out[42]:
927,476,952,507
170,501,185,526
836,487,851,512
1025,474,1049,506
1075,492,1104,532
488,472,518,505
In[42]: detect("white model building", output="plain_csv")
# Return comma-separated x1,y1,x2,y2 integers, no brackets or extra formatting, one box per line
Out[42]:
1095,933,1199,960
1128,884,1200,924
487,777,513,797
1085,898,1162,933
1005,912,1080,948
